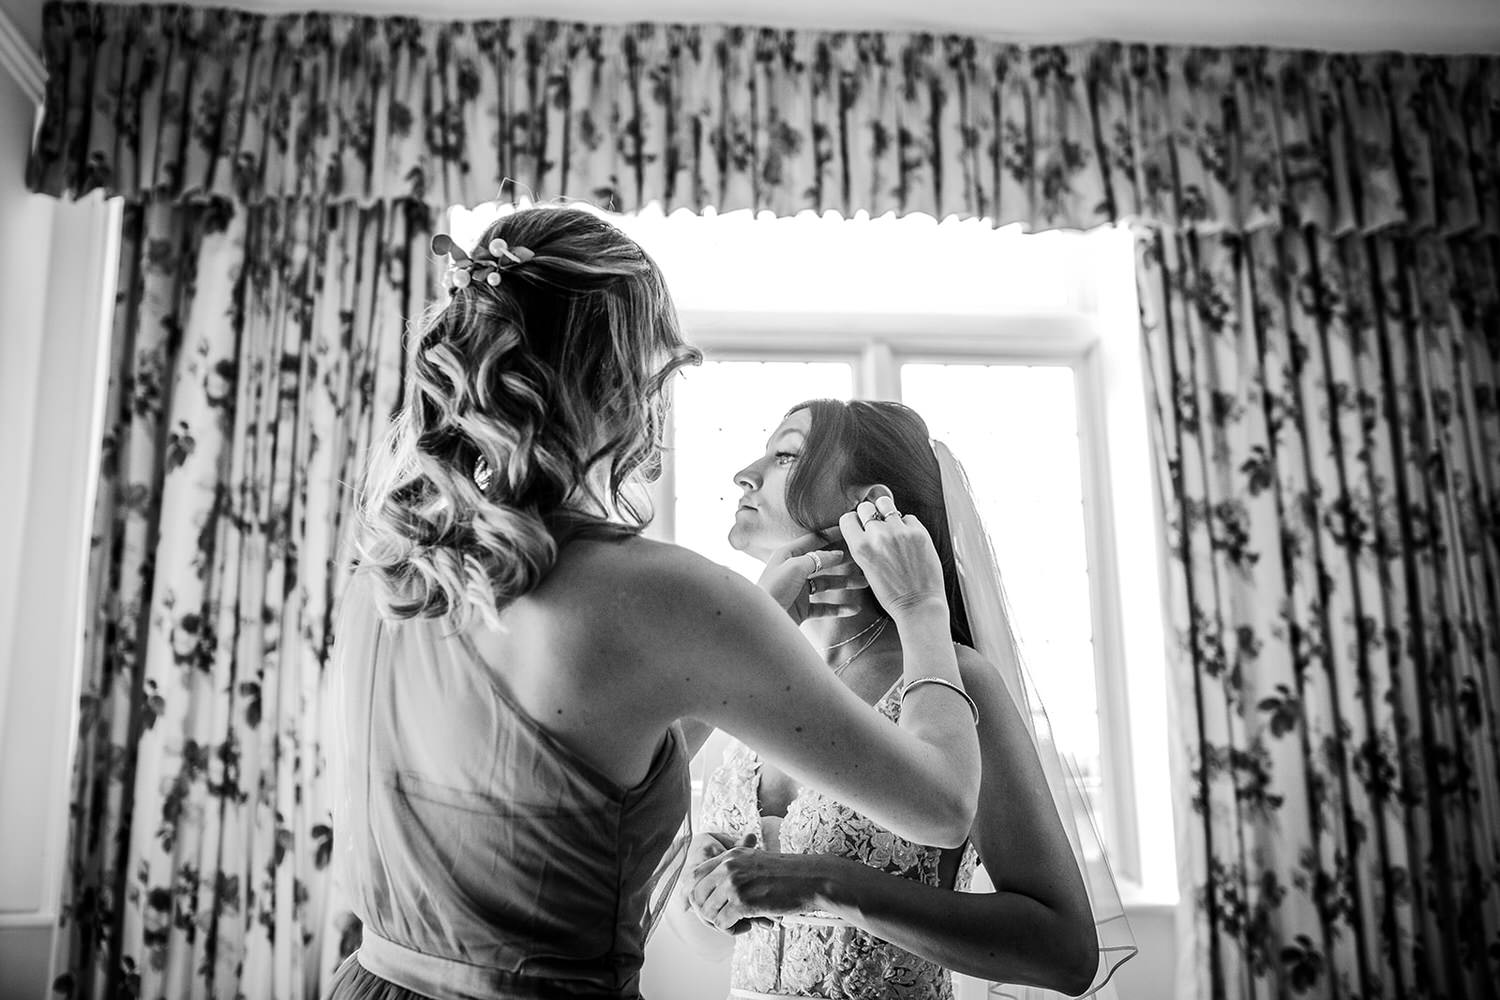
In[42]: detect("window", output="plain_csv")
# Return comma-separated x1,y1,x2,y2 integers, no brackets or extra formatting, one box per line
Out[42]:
447,203,1173,901
901,362,1106,826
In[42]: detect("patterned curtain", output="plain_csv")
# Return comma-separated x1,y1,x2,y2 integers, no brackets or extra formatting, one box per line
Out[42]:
52,197,429,998
32,4,1495,232
1137,222,1500,999
24,2,1500,998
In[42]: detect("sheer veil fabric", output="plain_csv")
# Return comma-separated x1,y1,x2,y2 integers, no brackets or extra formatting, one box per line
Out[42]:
933,441,1138,999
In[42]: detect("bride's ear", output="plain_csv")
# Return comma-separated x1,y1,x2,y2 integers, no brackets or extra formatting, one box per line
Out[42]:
849,483,895,507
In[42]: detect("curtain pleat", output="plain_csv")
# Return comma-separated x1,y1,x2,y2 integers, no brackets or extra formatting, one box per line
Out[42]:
28,4,1499,236
1137,224,1500,999
49,198,432,999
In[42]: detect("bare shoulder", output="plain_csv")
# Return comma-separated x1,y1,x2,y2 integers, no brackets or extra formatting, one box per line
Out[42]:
566,535,763,617
552,535,775,656
548,535,793,725
543,534,690,594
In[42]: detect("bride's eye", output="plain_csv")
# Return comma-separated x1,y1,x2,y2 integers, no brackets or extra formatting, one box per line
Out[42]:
773,451,800,467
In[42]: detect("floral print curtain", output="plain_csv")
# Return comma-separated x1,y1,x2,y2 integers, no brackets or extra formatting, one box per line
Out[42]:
50,196,429,998
1138,225,1500,998
24,1,1500,997
34,4,1498,234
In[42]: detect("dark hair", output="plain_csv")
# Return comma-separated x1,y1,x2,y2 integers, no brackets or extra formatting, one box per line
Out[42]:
784,399,972,647
359,205,702,628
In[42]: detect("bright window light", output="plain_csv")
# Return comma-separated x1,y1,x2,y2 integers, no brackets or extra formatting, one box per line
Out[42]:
903,363,1104,822
447,203,1097,316
447,200,1173,903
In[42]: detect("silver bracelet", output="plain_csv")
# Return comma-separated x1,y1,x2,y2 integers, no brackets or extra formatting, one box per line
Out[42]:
899,676,980,725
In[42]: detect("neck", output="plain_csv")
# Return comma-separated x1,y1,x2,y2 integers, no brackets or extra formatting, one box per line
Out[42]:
803,592,890,665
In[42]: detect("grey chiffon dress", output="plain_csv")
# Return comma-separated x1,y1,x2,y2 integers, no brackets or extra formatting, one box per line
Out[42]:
326,571,691,1000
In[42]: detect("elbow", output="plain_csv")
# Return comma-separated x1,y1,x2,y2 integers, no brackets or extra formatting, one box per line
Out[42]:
927,788,978,850
1049,923,1099,997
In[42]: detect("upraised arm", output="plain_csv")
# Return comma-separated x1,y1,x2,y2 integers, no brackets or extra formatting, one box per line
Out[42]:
641,543,981,850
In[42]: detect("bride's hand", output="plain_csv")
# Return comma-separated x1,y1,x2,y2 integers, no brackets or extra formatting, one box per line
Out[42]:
688,846,836,932
682,830,766,933
839,490,946,621
755,531,868,625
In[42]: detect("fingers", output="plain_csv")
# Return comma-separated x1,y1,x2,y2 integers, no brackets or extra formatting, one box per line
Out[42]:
695,862,758,934
688,846,747,920
801,548,848,576
845,500,909,540
685,837,727,871
805,564,868,595
695,879,739,932
690,849,732,884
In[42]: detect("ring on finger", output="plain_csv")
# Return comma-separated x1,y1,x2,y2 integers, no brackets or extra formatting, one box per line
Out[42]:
807,551,823,573
874,495,900,519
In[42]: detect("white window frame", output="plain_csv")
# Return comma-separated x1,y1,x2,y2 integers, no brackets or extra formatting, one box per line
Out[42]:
660,309,1146,888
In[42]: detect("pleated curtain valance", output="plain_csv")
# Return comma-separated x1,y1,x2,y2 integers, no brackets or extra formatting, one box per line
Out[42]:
26,1,1500,236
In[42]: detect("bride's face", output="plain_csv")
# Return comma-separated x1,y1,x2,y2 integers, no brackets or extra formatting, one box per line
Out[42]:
728,409,845,562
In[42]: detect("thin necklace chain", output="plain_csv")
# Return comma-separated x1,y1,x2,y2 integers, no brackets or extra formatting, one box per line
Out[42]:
830,617,891,677
819,614,887,652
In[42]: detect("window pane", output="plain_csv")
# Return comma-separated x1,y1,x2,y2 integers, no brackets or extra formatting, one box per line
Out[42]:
670,360,855,582
900,364,1105,825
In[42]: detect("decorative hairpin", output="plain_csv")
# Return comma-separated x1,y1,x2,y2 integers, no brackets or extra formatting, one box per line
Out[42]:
431,232,536,291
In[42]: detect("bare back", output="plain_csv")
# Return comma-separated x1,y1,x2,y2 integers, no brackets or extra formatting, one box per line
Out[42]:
463,532,980,851
458,535,688,790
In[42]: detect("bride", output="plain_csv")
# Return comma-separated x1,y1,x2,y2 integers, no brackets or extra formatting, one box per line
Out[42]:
670,399,1137,999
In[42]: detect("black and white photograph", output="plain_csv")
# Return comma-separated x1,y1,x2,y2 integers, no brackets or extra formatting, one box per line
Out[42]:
1,1,1498,998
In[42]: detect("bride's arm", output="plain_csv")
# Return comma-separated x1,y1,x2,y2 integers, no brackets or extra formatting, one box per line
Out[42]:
690,650,1098,994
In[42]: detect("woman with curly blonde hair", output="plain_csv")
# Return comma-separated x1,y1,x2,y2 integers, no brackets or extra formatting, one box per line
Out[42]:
327,205,983,1000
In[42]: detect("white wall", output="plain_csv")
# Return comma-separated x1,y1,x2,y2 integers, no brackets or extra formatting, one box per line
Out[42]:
0,10,116,995
0,29,59,1000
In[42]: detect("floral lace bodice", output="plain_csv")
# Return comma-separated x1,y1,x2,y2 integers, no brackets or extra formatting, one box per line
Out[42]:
699,680,980,999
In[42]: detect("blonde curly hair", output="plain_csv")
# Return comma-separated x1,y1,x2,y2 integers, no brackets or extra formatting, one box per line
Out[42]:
357,205,701,629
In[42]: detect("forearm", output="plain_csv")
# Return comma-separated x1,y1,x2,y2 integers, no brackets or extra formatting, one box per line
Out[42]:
890,604,981,834
815,858,1095,994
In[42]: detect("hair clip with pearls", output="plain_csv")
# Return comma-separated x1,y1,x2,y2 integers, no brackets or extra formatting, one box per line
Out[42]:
431,232,536,291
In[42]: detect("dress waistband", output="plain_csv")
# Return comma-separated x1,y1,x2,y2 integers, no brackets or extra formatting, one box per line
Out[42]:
357,930,638,1000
